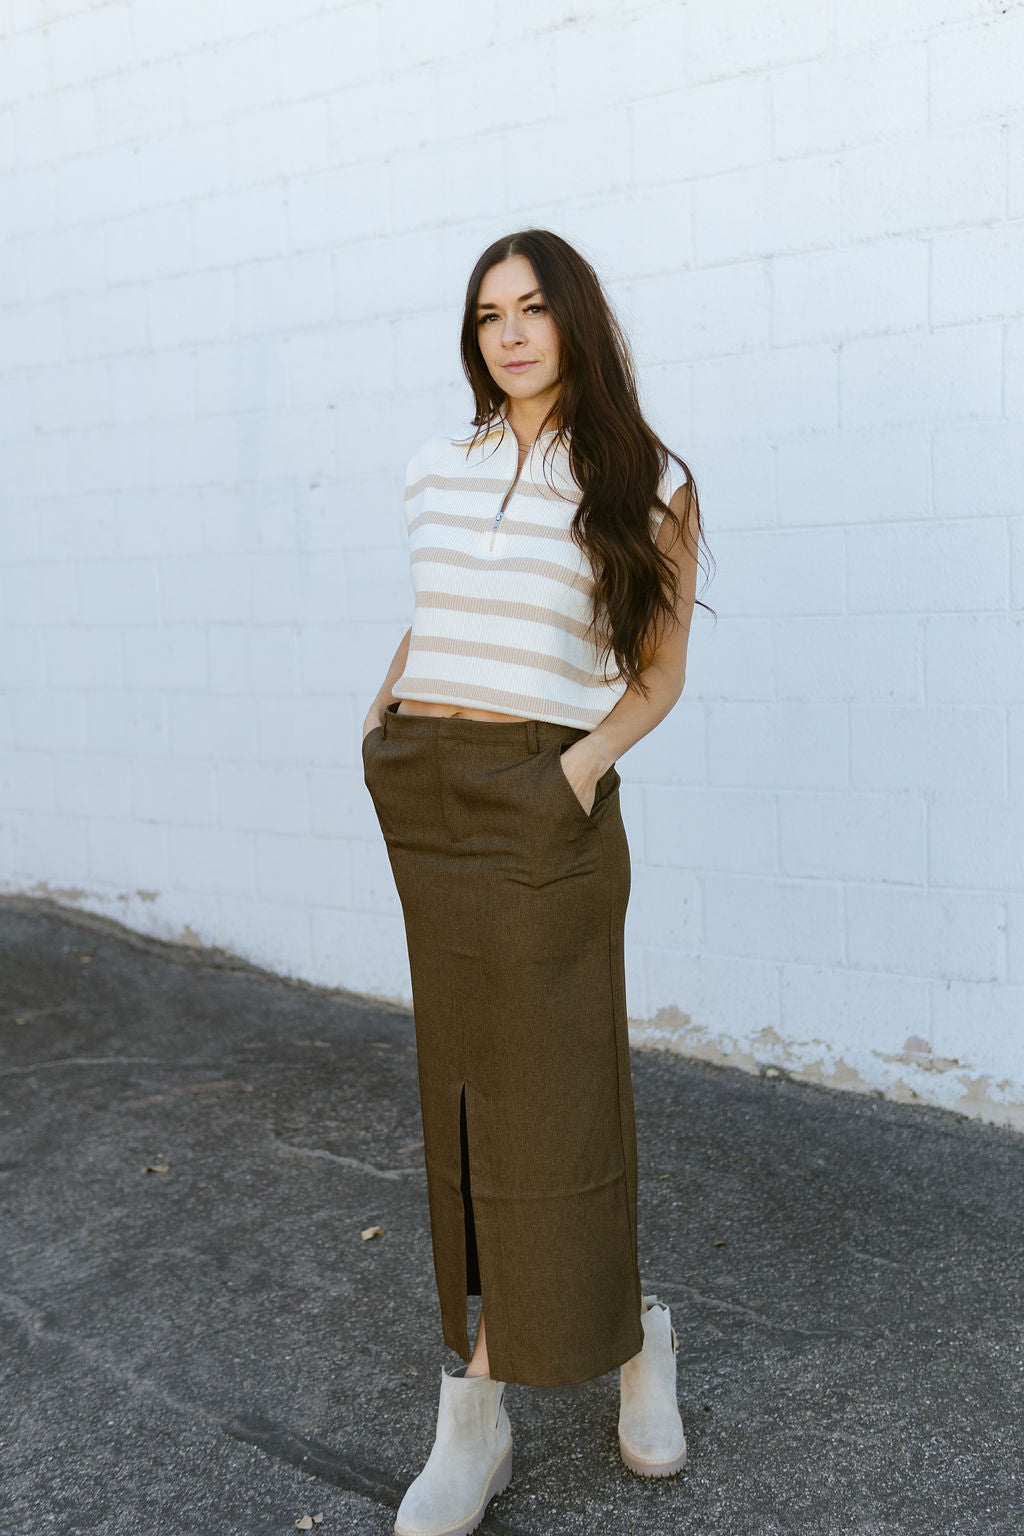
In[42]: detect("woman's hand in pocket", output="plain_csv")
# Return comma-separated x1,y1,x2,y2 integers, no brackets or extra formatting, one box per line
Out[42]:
558,741,601,817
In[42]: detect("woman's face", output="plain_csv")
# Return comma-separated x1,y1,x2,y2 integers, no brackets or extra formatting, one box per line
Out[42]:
474,255,562,416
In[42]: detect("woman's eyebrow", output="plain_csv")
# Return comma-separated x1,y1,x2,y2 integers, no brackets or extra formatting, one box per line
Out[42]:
475,288,542,312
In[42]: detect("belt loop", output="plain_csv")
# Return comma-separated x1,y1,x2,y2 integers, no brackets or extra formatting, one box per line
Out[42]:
526,719,538,754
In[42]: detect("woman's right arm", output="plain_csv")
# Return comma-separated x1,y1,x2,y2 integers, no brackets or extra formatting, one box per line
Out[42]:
362,626,412,740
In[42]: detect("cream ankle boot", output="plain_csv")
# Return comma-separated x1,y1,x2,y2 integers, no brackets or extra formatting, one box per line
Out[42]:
394,1364,513,1536
618,1294,687,1477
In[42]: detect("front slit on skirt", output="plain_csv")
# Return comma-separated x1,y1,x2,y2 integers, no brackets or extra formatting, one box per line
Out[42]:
361,699,645,1387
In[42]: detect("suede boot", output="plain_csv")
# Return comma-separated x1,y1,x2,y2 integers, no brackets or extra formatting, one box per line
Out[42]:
618,1294,687,1477
394,1364,513,1536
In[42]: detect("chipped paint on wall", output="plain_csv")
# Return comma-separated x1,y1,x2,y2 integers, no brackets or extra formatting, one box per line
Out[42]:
10,881,211,960
628,1005,1024,1134
7,880,1022,1133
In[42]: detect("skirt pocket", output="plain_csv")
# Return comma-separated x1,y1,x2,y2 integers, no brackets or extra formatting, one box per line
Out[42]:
551,742,621,826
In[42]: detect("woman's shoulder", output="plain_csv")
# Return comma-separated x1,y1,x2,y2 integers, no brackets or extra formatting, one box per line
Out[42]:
656,448,693,507
649,448,694,537
404,431,446,481
404,418,506,484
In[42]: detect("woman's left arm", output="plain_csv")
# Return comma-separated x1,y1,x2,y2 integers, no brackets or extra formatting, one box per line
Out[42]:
561,482,700,800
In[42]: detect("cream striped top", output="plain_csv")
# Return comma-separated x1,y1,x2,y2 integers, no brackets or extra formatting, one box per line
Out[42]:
391,412,690,730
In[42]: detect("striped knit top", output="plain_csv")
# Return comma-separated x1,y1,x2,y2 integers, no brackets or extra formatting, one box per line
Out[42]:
391,410,690,730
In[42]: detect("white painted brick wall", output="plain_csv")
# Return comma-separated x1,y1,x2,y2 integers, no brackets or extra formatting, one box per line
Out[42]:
2,0,1023,1129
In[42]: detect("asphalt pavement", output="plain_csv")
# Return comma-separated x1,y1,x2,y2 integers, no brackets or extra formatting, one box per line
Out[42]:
1,894,1021,1536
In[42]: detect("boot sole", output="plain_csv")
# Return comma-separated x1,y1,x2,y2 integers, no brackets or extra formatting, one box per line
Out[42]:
394,1440,513,1536
618,1437,688,1478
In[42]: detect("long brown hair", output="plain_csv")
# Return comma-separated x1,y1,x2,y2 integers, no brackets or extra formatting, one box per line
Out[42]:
458,228,715,698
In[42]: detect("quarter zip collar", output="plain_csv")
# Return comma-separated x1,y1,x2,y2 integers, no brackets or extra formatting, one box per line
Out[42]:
458,407,567,470
495,402,562,442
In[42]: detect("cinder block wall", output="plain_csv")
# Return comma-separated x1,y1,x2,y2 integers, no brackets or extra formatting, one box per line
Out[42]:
1,1,1022,1127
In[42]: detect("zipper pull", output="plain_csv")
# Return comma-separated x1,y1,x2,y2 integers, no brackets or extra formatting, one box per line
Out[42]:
490,449,521,551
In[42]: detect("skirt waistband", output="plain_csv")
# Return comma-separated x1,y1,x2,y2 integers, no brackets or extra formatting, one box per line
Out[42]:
380,700,588,751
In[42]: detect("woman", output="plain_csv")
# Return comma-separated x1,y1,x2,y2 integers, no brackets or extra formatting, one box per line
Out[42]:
361,229,712,1536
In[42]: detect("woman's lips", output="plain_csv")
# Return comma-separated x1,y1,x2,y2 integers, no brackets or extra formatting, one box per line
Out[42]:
504,361,537,372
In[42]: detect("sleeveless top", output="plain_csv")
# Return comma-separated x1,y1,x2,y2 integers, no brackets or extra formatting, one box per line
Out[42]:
391,409,690,730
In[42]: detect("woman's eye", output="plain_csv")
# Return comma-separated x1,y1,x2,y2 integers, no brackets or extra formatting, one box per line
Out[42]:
477,305,546,324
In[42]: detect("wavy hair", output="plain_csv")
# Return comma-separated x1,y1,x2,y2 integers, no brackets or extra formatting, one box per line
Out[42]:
457,228,715,698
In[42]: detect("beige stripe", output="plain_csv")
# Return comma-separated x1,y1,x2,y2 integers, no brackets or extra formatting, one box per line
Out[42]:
405,471,573,504
408,634,621,691
411,545,595,597
412,588,597,643
394,676,607,728
407,506,584,545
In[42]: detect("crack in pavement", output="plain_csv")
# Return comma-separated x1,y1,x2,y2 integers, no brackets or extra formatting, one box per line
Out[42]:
839,1241,905,1271
272,1138,425,1180
0,1054,201,1075
0,1053,359,1078
223,1414,526,1533
0,1284,211,1424
223,1415,404,1507
0,1289,463,1529
671,1283,871,1337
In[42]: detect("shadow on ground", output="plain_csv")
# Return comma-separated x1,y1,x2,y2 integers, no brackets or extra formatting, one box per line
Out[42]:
1,895,1021,1536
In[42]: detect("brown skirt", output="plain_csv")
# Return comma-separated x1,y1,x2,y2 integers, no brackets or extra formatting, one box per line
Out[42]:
361,699,644,1387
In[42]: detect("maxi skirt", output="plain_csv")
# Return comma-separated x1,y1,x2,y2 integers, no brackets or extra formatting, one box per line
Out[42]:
361,699,644,1388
